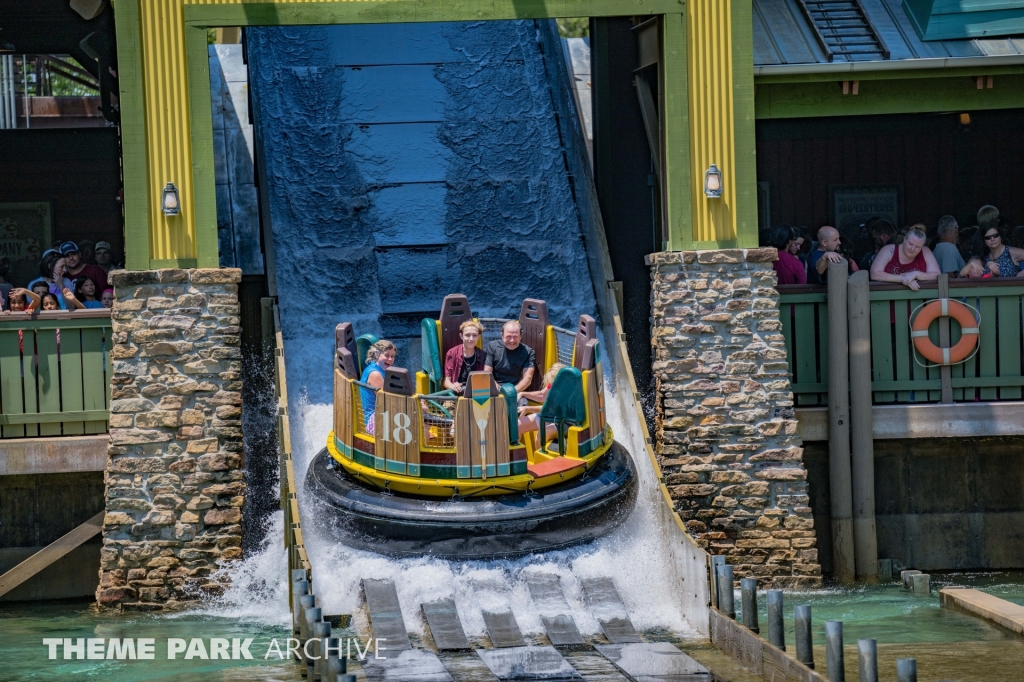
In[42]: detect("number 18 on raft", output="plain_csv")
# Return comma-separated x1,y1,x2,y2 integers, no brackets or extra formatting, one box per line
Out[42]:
378,411,412,445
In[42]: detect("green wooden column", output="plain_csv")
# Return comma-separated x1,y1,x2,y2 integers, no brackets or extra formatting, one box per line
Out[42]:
185,24,220,269
661,12,691,252
731,0,758,248
112,0,150,270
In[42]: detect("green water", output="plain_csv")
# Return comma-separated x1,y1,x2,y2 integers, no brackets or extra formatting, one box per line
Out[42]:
7,574,1024,681
728,573,1024,682
741,573,1019,643
736,574,1021,645
0,599,299,681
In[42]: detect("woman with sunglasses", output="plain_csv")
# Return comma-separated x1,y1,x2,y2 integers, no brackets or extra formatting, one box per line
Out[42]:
961,225,1024,278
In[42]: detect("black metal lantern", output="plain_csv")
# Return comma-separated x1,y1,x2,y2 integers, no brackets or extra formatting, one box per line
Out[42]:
161,182,180,216
704,163,723,199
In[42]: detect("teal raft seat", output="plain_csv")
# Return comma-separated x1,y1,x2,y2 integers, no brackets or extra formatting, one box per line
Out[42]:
421,318,442,393
538,367,586,453
355,333,379,375
499,382,519,444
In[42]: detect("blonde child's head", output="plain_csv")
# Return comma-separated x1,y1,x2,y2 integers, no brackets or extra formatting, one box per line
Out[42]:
543,362,566,387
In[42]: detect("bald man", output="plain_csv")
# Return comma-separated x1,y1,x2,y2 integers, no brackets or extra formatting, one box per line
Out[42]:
808,225,855,284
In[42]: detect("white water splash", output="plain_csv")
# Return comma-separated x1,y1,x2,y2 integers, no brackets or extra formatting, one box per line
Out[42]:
282,364,701,640
183,511,292,627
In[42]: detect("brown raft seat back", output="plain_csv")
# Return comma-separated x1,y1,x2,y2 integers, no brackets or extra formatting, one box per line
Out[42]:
519,299,549,391
579,338,600,372
384,367,415,396
335,322,358,379
573,314,597,370
440,294,472,358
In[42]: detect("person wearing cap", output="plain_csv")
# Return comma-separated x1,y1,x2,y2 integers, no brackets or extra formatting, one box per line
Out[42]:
60,241,109,294
94,241,121,274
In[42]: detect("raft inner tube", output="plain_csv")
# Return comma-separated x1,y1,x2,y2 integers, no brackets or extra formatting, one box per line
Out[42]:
304,441,637,559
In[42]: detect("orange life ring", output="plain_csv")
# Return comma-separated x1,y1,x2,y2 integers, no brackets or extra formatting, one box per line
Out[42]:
911,298,979,365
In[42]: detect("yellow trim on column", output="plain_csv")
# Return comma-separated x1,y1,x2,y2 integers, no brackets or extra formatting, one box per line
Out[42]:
686,0,737,244
140,0,197,262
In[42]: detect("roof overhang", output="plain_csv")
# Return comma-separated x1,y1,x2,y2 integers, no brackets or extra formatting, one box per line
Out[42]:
755,54,1024,78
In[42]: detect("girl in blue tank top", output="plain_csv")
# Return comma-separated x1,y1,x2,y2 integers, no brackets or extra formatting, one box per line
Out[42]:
360,340,397,434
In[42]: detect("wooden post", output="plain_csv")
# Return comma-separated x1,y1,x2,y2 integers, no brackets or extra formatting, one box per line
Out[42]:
847,271,877,581
827,259,855,584
937,274,953,403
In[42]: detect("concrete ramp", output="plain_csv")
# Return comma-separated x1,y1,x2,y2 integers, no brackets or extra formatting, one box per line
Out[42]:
527,574,586,647
581,577,642,644
422,598,472,651
482,609,528,648
362,578,412,651
594,643,711,682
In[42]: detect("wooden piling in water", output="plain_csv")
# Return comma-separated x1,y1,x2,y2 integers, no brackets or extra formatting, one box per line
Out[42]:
827,260,855,584
847,271,877,581
795,604,815,669
824,621,844,681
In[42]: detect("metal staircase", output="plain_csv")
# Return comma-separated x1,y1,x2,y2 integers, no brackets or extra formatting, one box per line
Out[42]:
797,0,890,61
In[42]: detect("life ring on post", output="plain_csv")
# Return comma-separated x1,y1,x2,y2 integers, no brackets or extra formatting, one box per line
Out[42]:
910,298,979,365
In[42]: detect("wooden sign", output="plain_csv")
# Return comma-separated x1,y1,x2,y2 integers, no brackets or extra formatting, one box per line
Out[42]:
0,202,52,288
830,185,900,240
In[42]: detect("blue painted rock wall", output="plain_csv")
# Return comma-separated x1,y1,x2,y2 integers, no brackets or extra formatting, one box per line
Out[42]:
248,21,597,404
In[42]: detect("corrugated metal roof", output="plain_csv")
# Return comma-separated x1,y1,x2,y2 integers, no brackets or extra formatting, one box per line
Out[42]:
754,0,1024,70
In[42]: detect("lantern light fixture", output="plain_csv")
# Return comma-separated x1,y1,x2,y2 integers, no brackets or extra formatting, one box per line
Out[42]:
161,182,180,216
704,163,723,199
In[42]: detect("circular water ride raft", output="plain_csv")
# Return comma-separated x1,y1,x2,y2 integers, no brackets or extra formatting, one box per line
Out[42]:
304,441,636,559
306,296,639,559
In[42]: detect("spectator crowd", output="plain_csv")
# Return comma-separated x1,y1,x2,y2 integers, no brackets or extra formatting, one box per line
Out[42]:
765,205,1024,290
0,240,121,314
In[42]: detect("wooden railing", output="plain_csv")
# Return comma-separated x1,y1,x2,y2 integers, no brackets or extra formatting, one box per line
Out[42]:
0,309,111,438
779,279,1024,406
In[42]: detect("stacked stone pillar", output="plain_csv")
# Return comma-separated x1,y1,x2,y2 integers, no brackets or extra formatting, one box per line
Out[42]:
647,248,822,587
97,268,244,609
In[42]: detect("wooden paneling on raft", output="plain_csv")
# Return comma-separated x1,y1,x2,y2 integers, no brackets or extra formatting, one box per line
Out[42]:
373,393,421,475
454,395,511,479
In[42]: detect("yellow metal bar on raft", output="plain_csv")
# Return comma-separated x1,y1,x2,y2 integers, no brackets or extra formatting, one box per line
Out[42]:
544,324,559,374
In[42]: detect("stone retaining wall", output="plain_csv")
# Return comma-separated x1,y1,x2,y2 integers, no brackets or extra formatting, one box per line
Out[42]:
647,249,822,587
97,268,244,609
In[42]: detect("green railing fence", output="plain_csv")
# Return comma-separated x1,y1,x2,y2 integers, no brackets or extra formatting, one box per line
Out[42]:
779,279,1024,406
0,309,111,438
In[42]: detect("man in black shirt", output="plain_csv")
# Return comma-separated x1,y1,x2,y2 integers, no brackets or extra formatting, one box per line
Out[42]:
485,320,536,394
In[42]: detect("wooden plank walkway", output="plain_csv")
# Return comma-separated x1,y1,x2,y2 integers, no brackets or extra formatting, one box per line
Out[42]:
595,642,711,681
362,578,412,651
477,646,582,681
422,598,472,651
482,609,527,649
527,573,585,647
940,586,1024,635
361,649,454,681
581,577,642,644
0,511,103,598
